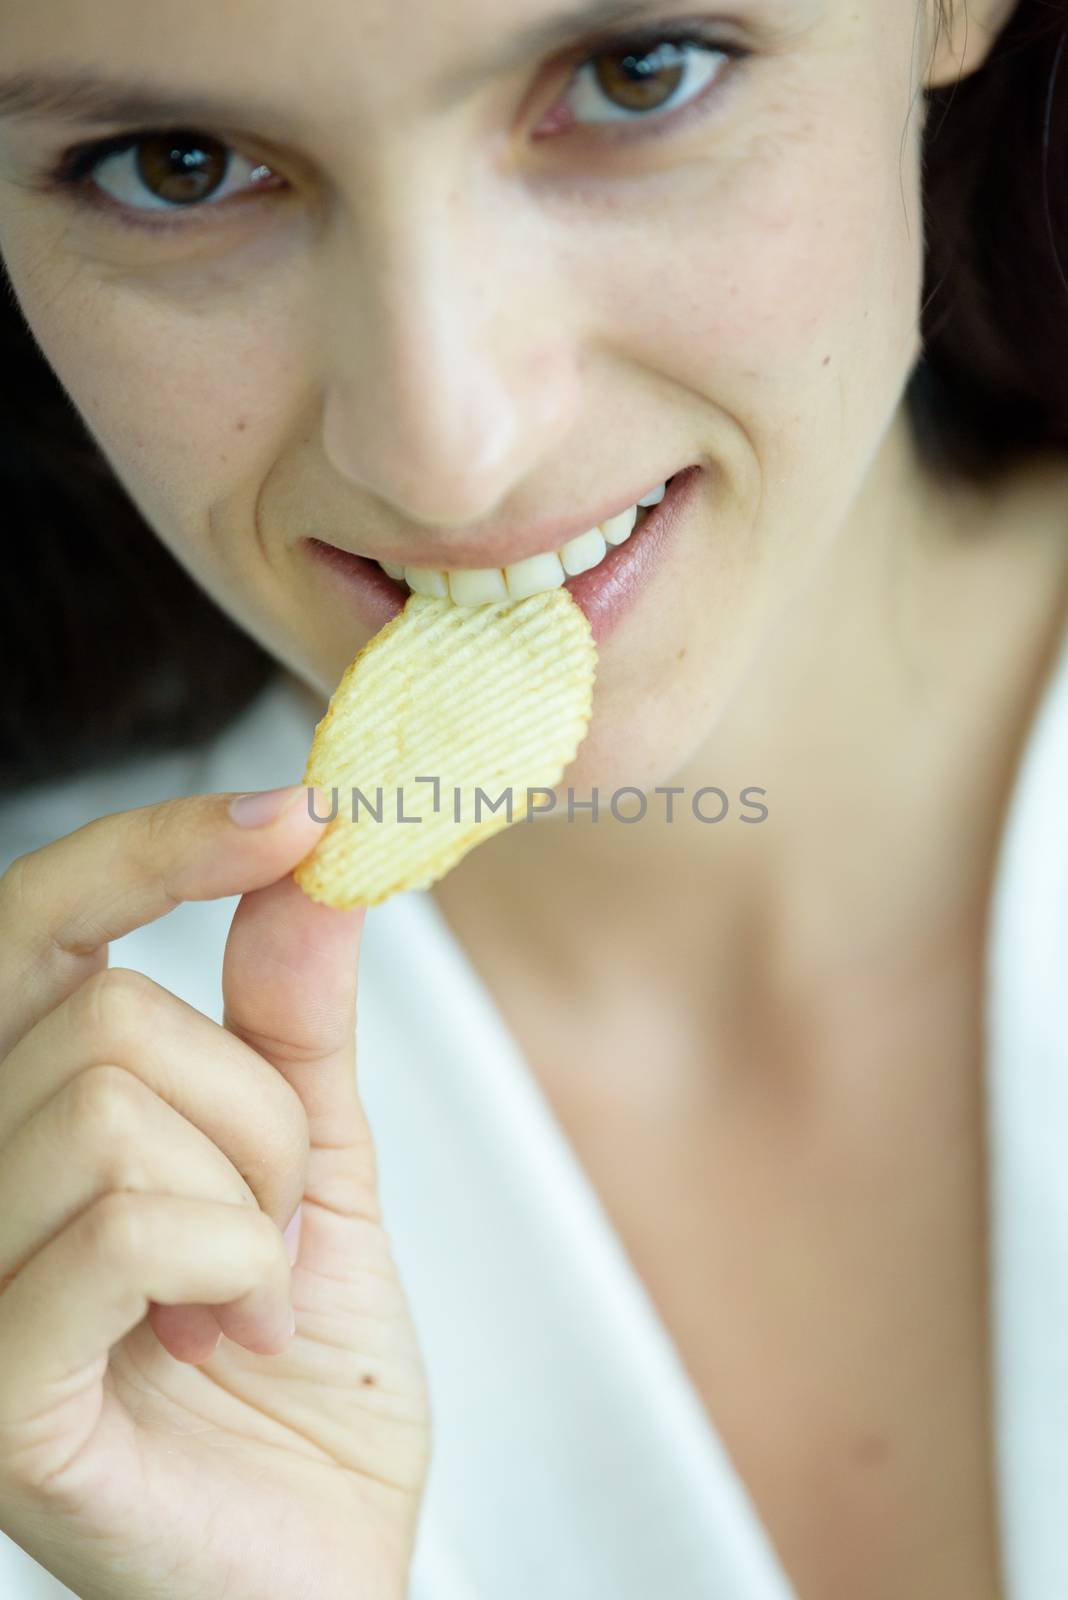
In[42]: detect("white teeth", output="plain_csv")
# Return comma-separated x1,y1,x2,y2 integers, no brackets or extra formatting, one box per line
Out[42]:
377,479,669,603
601,504,639,546
448,566,509,605
558,527,608,576
504,550,566,600
405,566,449,597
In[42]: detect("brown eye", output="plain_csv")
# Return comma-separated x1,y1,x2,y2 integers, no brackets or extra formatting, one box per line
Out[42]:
591,44,688,114
78,131,278,218
558,35,732,131
133,132,230,205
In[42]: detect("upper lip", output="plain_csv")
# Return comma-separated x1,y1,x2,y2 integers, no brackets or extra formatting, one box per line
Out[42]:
314,469,688,572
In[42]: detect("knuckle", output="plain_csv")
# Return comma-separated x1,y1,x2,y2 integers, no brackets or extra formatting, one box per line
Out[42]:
66,1064,145,1151
239,1073,310,1190
78,965,161,1048
138,797,198,873
251,1204,287,1265
264,1125,310,1205
81,1190,146,1264
274,1086,311,1172
0,850,34,924
136,802,175,869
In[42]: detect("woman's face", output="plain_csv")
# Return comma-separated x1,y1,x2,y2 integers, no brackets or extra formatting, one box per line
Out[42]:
0,1,970,790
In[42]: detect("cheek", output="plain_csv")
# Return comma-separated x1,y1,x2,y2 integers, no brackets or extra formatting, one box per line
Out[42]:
573,84,925,479
3,240,303,556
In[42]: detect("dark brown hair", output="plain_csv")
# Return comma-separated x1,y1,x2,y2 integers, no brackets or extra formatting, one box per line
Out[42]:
1,0,1066,792
913,0,1068,472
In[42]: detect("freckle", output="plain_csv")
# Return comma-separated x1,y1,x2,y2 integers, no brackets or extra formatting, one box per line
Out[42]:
853,1432,889,1467
822,355,831,366
235,418,249,432
361,1373,378,1387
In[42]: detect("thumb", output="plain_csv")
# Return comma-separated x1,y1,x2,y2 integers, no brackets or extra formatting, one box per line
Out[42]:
221,866,377,1270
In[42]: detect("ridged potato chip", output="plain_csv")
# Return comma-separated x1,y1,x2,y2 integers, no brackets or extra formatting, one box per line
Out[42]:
294,590,597,908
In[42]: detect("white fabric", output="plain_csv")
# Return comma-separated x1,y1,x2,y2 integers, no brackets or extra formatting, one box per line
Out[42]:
0,614,1065,1599
985,613,1068,1600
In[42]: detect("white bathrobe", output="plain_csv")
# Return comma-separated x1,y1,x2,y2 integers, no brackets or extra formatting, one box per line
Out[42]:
0,618,1065,1600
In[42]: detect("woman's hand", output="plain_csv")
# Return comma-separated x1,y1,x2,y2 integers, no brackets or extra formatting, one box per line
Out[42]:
0,787,431,1600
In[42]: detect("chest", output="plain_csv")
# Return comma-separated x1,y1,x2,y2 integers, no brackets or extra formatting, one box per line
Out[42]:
490,951,1005,1600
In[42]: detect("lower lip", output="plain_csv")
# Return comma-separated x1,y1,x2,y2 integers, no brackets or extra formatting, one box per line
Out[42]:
301,463,702,648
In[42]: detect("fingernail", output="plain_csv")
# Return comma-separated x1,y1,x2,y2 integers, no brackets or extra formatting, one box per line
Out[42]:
229,785,307,829
283,1203,303,1264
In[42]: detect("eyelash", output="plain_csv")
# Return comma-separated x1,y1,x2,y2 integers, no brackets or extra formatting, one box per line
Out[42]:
37,25,748,234
556,25,745,144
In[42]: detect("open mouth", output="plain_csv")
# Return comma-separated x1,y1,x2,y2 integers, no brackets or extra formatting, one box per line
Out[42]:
303,465,701,648
348,472,684,608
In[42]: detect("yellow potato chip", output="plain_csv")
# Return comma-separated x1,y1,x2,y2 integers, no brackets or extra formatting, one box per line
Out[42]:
294,590,597,908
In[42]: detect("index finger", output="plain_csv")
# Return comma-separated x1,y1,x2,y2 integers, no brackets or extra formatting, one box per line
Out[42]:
0,785,327,1060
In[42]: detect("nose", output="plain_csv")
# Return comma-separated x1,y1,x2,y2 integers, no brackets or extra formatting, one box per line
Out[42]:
317,176,582,530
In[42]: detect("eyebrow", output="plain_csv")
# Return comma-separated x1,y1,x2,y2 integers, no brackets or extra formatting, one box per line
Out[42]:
0,1,693,128
442,0,706,97
0,72,282,130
